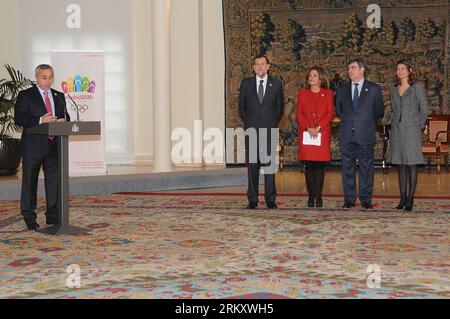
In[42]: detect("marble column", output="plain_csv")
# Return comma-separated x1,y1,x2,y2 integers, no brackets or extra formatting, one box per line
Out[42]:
152,0,172,172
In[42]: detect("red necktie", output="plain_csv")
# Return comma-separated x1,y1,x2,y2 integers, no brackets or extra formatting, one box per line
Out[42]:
44,91,53,114
44,91,54,140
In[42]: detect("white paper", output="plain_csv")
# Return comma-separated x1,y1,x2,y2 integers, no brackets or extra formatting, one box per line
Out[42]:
302,131,321,146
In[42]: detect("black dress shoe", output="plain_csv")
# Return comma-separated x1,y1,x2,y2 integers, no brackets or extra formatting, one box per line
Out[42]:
46,214,58,225
246,202,258,209
361,203,374,209
315,197,323,207
307,197,315,207
46,219,58,225
342,202,355,208
266,202,278,209
26,222,40,231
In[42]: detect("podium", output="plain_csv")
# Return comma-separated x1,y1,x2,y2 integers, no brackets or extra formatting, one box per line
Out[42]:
25,121,101,235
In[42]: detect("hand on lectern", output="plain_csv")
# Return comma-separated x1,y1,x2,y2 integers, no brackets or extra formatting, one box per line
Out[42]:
41,112,58,123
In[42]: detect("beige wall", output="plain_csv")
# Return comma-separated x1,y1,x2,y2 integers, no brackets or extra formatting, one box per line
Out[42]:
170,0,202,164
0,0,21,79
201,0,225,164
0,0,21,139
133,0,154,165
1,0,225,166
134,0,225,166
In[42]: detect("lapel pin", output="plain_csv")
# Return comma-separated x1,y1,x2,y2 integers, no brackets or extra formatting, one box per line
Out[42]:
365,88,368,92
321,94,324,97
269,83,272,87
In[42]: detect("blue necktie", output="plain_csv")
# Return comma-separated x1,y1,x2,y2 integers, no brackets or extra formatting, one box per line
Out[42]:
353,83,359,108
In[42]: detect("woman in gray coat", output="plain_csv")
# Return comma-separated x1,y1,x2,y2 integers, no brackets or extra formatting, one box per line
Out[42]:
389,60,428,211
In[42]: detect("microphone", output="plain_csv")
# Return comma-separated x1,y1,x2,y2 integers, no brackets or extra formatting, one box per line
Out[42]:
54,91,70,122
66,93,80,122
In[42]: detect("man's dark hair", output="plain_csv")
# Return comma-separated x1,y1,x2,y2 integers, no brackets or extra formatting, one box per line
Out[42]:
347,57,366,72
253,55,270,65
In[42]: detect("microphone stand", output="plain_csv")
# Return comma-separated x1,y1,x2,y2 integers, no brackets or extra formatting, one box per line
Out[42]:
66,93,81,122
54,92,69,122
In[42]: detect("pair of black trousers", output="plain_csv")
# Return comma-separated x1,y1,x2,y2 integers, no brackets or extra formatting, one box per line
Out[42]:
245,132,277,205
20,140,58,224
340,138,375,205
304,161,326,201
247,163,276,204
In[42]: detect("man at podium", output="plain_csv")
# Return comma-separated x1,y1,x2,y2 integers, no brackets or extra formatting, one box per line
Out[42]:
14,64,70,231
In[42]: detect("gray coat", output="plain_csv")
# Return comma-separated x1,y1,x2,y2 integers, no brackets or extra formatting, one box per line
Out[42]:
388,82,428,165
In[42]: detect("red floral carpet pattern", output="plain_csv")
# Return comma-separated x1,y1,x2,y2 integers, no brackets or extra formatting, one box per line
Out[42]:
0,194,449,299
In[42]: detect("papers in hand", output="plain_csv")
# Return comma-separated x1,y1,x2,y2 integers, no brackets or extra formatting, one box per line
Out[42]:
302,131,321,146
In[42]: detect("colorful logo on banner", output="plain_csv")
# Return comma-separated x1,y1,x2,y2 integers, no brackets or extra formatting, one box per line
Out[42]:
61,76,96,94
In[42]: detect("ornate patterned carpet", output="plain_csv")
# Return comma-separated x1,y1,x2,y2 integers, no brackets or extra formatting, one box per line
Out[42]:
0,193,449,299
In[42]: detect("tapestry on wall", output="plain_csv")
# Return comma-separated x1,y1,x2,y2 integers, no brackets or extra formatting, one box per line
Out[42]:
223,0,449,165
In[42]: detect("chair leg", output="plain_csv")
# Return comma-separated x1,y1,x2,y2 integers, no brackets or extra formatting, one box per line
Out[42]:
437,156,441,174
445,155,449,173
427,158,431,171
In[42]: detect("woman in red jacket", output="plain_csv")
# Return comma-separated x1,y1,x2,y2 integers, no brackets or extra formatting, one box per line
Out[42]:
296,66,335,207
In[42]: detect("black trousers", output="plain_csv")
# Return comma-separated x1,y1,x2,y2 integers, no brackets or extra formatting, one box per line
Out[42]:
304,161,326,199
247,163,276,204
245,131,277,204
20,140,58,223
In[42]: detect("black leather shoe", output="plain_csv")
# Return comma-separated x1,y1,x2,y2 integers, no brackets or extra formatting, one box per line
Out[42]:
26,222,40,231
315,197,323,207
307,197,315,207
246,202,258,209
342,202,355,208
266,202,278,209
361,203,374,209
46,214,58,225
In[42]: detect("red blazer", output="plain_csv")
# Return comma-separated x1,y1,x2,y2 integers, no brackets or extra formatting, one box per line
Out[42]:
296,88,335,161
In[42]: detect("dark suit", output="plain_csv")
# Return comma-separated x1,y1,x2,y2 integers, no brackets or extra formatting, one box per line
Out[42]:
14,86,69,226
238,75,284,205
335,80,384,205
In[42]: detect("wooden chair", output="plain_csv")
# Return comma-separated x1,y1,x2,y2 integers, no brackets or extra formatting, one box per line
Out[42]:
278,132,285,170
422,114,450,173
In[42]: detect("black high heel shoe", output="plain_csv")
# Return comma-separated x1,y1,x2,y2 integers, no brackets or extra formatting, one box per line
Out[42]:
405,197,414,211
396,197,406,209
